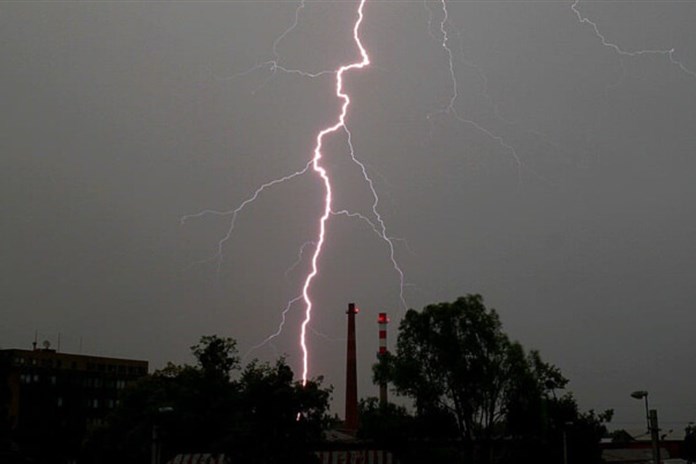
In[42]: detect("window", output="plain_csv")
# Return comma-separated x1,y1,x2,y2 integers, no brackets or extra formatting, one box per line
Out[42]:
57,397,63,407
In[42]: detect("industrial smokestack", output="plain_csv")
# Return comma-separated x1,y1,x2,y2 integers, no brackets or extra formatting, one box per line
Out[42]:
345,302,359,433
377,312,389,406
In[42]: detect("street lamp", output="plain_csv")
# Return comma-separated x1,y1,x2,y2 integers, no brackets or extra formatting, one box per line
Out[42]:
630,390,650,434
630,391,660,464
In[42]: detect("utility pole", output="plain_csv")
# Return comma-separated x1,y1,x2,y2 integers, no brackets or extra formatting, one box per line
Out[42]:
649,409,661,464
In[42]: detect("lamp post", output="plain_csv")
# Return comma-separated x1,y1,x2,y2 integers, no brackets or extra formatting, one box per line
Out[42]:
631,391,659,464
649,409,661,464
630,391,650,435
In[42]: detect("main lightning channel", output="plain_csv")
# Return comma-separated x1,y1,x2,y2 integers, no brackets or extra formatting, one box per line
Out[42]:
300,0,371,385
186,0,407,379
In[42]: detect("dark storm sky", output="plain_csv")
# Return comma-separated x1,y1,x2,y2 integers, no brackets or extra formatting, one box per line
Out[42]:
2,0,695,432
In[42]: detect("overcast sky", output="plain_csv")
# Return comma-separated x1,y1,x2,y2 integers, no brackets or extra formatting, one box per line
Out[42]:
2,0,695,432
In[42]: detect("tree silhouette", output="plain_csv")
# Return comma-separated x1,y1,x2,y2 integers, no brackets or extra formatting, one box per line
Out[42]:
372,295,610,464
84,335,330,464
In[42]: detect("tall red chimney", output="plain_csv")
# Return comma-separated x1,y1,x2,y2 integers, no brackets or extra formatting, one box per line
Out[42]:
345,302,359,433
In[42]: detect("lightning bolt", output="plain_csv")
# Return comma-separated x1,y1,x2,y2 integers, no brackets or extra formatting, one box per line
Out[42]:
570,0,696,79
284,240,317,280
425,1,573,184
184,0,694,389
427,0,534,185
344,128,407,310
243,294,304,362
424,0,693,191
299,0,371,385
213,0,333,93
180,162,312,273
185,0,409,384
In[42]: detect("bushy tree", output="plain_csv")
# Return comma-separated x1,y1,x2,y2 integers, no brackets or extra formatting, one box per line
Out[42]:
230,358,331,463
374,295,553,444
83,335,330,464
190,335,239,382
373,295,610,464
358,397,461,464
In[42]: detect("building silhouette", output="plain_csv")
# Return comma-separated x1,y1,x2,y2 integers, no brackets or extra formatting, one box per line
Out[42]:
0,343,148,463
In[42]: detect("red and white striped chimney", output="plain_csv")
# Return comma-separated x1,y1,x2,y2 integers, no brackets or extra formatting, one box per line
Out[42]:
377,312,389,405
